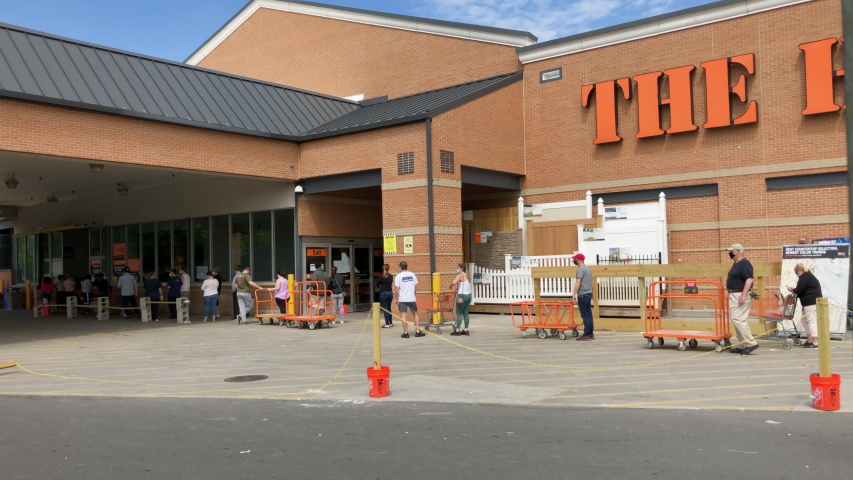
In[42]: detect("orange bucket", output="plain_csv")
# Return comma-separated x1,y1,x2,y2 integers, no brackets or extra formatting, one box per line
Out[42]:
810,373,841,411
367,366,390,398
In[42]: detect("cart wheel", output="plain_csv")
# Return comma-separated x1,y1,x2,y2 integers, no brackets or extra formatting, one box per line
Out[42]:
302,321,309,328
436,327,442,334
677,341,686,351
793,338,802,346
572,329,579,337
537,329,548,340
715,343,723,353
647,339,654,349
658,337,664,346
724,339,732,347
782,342,792,350
558,331,567,340
424,325,430,331
521,330,527,338
308,322,316,330
279,319,286,327
326,320,333,328
550,329,558,337
688,339,698,348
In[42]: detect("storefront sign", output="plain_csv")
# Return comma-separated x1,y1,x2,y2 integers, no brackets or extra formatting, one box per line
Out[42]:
604,206,627,220
462,210,474,221
474,231,492,244
403,236,413,254
783,244,849,259
127,258,140,273
582,38,844,144
90,259,101,275
112,242,126,257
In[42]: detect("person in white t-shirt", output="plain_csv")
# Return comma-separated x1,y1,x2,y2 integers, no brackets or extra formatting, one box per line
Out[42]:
393,261,423,338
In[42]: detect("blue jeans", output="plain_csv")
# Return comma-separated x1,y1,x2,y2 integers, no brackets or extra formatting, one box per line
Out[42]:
204,294,218,318
379,291,393,325
121,295,139,317
577,293,593,336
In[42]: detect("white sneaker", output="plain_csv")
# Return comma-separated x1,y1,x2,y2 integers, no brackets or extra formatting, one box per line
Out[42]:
203,317,208,322
184,320,191,324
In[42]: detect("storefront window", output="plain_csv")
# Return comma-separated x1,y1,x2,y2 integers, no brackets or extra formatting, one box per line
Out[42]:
25,235,35,283
173,219,188,272
157,221,171,278
142,223,155,275
252,212,272,281
51,231,62,259
193,218,210,281
16,236,25,283
231,213,250,272
274,209,295,275
89,228,101,257
126,224,140,274
211,216,230,276
38,233,49,278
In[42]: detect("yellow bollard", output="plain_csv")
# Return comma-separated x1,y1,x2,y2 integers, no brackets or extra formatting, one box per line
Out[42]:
373,303,381,369
25,279,32,310
287,274,295,315
817,297,831,377
431,272,441,324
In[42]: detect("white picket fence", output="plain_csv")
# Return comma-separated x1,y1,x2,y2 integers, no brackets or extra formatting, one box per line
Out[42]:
471,255,658,306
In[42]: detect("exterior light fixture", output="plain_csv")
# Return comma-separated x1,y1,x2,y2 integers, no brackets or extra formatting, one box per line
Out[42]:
5,173,18,189
117,182,129,196
89,163,104,173
294,184,304,194
47,194,58,204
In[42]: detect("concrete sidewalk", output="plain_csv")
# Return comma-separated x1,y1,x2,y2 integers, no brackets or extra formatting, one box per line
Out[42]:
1,309,850,412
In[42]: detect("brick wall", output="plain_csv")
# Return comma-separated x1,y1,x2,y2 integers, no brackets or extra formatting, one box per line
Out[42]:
298,197,382,238
196,7,522,99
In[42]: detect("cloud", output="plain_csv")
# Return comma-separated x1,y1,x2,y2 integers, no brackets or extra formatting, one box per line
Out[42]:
410,0,682,41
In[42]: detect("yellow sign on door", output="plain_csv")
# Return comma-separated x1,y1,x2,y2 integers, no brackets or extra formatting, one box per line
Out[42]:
403,236,413,254
383,234,397,255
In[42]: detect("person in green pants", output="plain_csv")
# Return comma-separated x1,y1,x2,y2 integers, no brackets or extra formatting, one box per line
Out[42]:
451,263,472,336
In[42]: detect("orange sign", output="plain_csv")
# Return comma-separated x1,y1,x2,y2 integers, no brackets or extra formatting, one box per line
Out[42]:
700,54,757,128
800,37,845,115
307,248,327,257
112,242,126,257
127,258,140,273
474,232,482,244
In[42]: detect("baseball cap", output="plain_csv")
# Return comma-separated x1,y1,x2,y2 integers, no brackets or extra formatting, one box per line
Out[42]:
726,244,744,252
571,253,585,261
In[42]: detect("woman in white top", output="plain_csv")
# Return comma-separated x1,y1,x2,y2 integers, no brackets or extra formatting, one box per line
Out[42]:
201,271,220,323
450,263,472,336
80,274,93,314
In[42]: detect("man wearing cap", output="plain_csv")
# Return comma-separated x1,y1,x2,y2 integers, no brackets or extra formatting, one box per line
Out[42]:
571,253,594,340
117,267,140,319
726,244,759,355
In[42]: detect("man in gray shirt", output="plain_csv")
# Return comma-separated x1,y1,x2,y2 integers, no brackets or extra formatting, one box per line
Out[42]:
571,253,594,340
116,267,140,319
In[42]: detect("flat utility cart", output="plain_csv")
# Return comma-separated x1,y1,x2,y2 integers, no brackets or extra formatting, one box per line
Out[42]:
285,281,336,329
750,292,801,349
510,301,581,340
643,280,732,352
253,288,288,325
423,291,456,334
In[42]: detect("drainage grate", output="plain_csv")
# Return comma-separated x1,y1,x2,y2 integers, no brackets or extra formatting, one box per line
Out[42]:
224,375,269,383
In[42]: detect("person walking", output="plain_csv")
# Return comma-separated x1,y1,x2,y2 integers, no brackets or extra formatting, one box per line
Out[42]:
167,269,183,320
143,272,163,321
571,253,595,341
180,268,191,299
116,267,140,319
272,271,289,314
39,276,54,313
377,264,394,327
201,271,220,322
93,273,111,306
80,274,93,314
329,266,346,324
212,269,224,320
235,267,262,324
450,263,472,336
726,244,759,355
394,261,423,338
230,266,241,320
788,263,823,349
311,265,330,314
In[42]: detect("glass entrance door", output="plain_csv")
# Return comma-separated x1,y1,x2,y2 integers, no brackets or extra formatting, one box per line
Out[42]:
352,247,372,311
331,246,352,307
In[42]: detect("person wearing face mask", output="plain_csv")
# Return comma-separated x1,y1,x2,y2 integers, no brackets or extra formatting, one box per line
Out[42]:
571,253,594,341
726,244,758,355
450,264,472,336
787,263,822,348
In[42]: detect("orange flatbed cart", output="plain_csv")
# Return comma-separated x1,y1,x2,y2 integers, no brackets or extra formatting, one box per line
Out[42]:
643,280,732,352
509,301,581,340
254,281,336,329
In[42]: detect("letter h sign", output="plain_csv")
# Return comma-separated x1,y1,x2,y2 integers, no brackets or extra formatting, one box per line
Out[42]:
799,38,845,115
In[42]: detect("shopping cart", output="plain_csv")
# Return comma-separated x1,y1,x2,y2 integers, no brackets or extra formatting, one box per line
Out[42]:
423,291,456,334
509,301,580,340
751,292,801,349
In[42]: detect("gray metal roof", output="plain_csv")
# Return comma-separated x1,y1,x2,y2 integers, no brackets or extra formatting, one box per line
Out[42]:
186,0,537,63
0,22,358,140
299,72,523,140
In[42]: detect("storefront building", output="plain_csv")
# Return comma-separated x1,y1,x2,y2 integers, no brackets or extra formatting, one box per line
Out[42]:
1,0,847,312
